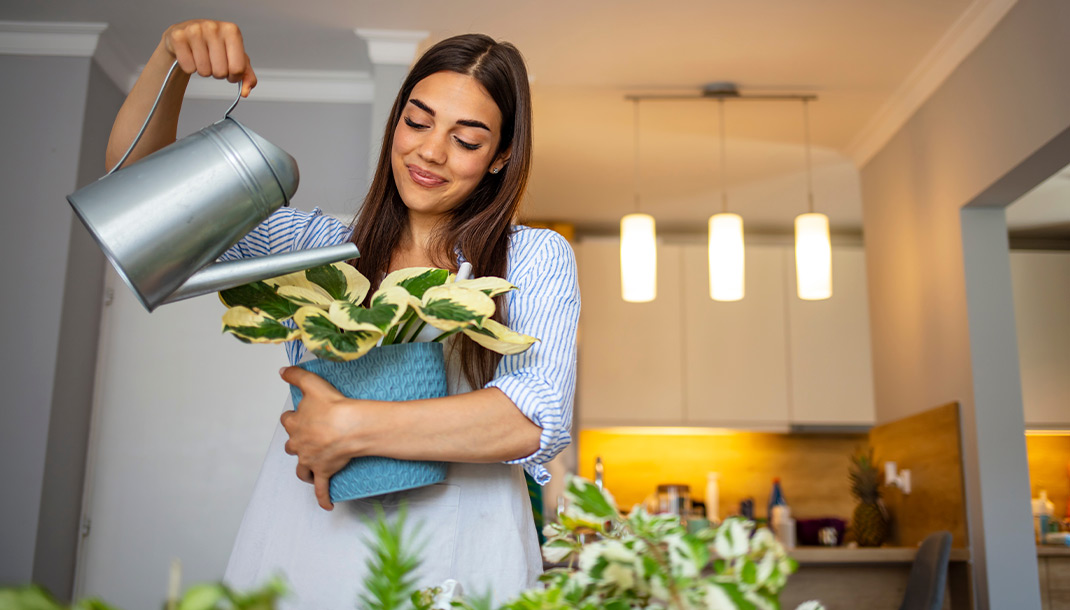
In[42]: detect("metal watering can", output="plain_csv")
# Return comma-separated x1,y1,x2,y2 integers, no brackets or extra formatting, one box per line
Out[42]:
68,61,359,312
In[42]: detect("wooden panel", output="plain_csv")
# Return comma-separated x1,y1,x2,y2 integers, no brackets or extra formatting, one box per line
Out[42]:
1010,251,1070,426
578,429,865,520
869,402,969,548
682,244,790,426
786,246,876,425
1040,556,1051,610
1050,557,1070,610
577,239,685,426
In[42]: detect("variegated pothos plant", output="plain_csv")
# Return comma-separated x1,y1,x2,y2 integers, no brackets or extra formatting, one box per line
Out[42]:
218,263,537,361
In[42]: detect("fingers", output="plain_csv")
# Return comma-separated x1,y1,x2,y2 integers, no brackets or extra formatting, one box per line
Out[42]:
163,20,255,93
314,476,334,511
280,366,340,397
296,464,314,484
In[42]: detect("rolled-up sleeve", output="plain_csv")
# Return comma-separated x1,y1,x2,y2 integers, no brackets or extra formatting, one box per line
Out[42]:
484,228,580,484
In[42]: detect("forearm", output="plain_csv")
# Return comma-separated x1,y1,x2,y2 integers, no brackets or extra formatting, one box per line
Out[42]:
349,388,543,464
105,40,190,170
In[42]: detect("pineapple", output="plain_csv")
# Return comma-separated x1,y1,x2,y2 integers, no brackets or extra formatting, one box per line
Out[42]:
849,447,888,547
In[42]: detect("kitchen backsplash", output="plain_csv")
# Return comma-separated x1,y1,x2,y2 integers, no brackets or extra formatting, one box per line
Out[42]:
577,428,867,522
1026,433,1070,523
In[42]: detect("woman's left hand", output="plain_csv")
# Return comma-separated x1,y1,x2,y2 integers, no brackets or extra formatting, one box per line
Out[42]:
279,366,363,510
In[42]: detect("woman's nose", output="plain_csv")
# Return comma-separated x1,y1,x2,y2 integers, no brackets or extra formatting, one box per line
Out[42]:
417,131,448,165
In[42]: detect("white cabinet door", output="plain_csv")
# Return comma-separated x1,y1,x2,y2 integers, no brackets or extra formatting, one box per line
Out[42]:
785,246,876,425
682,244,791,427
1010,251,1070,426
577,238,685,426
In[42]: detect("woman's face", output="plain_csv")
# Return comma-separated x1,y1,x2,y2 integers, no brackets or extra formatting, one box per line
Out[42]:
391,70,509,220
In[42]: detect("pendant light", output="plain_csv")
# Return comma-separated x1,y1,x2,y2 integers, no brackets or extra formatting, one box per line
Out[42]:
709,99,744,301
794,99,832,300
621,99,656,303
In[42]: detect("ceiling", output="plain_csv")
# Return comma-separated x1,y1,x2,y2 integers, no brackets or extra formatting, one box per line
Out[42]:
7,0,1062,236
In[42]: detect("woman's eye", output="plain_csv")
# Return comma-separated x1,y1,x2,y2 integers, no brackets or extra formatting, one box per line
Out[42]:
403,117,427,129
454,137,481,151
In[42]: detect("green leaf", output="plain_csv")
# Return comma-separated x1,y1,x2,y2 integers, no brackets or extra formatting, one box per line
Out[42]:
295,306,381,361
453,276,516,297
222,307,301,343
409,284,495,332
381,267,450,299
463,319,538,355
0,586,64,610
219,281,299,320
176,583,227,610
565,476,619,522
305,263,370,302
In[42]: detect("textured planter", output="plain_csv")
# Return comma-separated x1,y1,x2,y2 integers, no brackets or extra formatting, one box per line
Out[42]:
289,341,448,502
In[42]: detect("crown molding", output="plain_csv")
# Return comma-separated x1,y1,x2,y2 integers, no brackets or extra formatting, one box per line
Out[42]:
176,67,374,104
0,20,107,56
846,0,1018,168
354,29,428,66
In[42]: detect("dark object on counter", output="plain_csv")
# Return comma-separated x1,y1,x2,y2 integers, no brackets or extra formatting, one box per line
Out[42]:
899,530,952,610
796,518,847,546
739,498,755,520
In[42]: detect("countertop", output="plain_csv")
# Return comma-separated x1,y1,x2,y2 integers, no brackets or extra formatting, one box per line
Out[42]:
1037,544,1070,557
791,546,970,565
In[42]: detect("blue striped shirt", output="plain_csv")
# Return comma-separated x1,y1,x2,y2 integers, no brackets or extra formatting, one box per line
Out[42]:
222,207,580,484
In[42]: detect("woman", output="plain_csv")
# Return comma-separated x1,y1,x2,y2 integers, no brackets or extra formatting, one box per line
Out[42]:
106,20,579,608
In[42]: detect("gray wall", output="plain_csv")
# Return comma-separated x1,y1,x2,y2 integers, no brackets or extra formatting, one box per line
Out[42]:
177,97,372,219
859,0,1070,607
0,54,115,595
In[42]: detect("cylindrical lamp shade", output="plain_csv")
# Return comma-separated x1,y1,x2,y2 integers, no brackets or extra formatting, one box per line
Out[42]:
708,213,745,301
620,213,657,302
794,212,832,300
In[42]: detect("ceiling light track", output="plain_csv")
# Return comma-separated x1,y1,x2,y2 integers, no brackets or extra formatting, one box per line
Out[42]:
625,82,817,103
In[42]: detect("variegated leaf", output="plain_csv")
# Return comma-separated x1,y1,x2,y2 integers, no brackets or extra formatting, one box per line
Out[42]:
463,318,537,355
222,306,301,344
293,306,381,361
305,262,370,303
327,286,410,333
380,267,450,299
453,276,516,297
410,284,495,332
218,281,300,320
277,285,334,308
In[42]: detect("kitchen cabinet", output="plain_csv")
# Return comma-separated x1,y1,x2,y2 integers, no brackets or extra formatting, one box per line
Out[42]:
576,238,686,426
577,237,876,428
785,246,876,426
1010,251,1070,427
682,244,790,426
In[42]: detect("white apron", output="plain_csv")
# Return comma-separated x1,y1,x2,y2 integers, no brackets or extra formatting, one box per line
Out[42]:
223,348,544,608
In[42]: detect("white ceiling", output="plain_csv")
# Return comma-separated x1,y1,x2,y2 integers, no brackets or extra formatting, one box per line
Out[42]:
8,0,1063,235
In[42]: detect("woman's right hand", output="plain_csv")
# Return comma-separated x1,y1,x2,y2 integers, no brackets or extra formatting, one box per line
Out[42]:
106,20,257,169
161,19,257,97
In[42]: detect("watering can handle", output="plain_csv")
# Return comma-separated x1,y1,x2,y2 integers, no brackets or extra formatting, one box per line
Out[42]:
107,60,244,176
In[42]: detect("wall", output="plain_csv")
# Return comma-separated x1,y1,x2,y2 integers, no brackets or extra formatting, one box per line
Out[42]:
859,0,1070,606
177,97,372,218
0,54,110,592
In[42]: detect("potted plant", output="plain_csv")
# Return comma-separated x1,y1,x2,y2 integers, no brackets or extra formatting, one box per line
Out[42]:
217,262,537,501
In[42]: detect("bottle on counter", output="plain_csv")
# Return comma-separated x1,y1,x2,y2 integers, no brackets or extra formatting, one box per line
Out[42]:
768,478,787,527
706,472,721,524
1033,489,1054,543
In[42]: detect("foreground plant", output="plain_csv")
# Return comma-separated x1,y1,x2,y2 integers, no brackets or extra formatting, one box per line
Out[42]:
0,578,286,610
218,263,536,361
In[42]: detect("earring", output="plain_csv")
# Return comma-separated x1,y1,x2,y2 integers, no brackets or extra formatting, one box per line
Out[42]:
491,167,500,174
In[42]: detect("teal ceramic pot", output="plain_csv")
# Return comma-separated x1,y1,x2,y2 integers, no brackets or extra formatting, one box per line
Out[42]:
288,341,448,502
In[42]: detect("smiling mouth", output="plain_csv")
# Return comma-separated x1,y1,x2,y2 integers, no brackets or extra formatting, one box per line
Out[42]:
407,165,447,188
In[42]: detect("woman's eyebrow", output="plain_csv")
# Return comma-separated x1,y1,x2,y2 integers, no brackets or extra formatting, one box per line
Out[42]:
408,98,491,132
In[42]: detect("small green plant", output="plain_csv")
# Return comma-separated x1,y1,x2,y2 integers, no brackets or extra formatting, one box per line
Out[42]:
218,264,537,362
0,578,286,610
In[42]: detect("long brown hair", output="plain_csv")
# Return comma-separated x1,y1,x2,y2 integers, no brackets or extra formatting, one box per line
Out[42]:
348,34,534,389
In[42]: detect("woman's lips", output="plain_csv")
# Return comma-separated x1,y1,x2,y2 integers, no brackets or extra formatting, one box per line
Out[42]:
407,165,447,188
